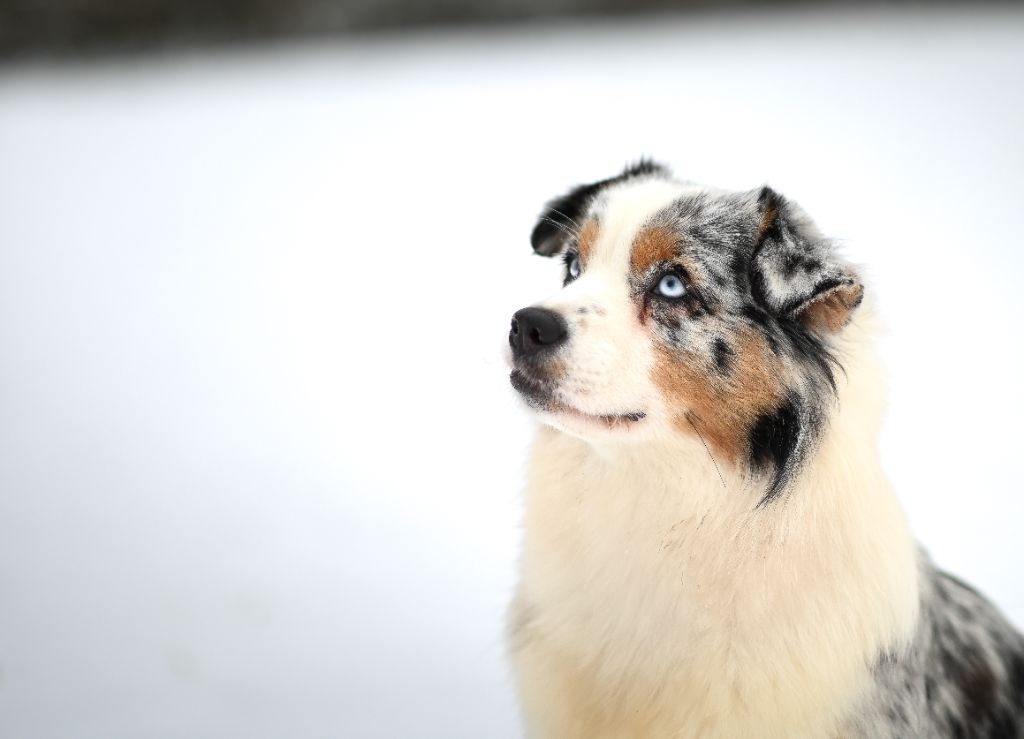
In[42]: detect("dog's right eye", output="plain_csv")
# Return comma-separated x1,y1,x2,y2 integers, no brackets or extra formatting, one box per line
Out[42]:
563,252,582,284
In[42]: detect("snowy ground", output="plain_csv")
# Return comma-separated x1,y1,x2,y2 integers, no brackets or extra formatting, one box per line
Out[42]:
1,6,1023,738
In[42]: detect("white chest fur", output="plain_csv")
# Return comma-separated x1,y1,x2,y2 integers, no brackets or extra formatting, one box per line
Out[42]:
511,340,919,738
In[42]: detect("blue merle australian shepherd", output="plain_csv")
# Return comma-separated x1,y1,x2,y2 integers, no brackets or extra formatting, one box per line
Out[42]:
506,160,1024,738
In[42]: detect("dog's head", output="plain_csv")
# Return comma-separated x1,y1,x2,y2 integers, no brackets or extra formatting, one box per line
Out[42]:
509,161,864,502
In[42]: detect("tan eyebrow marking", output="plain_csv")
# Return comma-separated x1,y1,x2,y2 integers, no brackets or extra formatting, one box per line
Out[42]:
630,226,679,274
575,220,599,264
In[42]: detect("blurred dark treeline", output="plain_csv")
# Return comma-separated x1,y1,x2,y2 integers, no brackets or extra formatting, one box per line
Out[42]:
0,0,990,60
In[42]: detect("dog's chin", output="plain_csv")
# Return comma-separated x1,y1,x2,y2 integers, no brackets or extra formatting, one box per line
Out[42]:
509,369,647,433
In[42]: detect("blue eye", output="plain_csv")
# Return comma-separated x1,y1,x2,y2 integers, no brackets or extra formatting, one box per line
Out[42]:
656,273,686,298
565,254,581,282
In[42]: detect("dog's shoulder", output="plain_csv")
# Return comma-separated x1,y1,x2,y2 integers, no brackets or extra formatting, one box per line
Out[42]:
851,555,1024,738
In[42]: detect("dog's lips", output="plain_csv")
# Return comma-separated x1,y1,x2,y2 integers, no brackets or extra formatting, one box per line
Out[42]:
509,369,646,428
509,368,555,405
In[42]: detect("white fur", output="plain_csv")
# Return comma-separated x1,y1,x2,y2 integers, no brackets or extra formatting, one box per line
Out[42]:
510,183,920,738
531,179,697,441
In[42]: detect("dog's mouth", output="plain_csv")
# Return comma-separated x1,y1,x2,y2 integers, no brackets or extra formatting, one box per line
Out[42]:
509,369,646,428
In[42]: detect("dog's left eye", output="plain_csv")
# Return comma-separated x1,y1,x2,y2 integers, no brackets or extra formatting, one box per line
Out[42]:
564,253,582,284
656,273,686,298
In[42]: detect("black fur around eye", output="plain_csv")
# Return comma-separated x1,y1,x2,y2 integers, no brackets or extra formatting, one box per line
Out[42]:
563,251,582,285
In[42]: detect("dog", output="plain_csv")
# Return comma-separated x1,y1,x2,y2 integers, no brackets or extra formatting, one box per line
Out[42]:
506,160,1024,738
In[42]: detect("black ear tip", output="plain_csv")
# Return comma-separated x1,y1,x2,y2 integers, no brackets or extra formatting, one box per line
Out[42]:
529,220,556,255
757,185,784,210
531,228,562,256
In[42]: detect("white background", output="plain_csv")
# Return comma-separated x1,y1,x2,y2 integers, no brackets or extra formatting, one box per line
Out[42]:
1,6,1022,738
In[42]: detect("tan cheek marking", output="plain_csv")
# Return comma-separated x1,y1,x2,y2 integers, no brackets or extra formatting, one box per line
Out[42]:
576,220,598,264
652,328,784,462
630,226,678,274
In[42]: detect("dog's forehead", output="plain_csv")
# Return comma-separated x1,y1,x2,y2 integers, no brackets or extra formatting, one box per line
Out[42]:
584,179,714,268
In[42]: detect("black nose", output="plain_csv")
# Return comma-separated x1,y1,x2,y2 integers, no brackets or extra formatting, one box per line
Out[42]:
510,307,568,359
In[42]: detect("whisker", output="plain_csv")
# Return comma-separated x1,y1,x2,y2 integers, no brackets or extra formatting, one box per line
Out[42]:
545,206,584,232
538,215,580,242
686,413,726,489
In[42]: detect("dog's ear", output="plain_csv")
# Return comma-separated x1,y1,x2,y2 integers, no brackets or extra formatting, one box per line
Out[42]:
749,187,864,334
530,160,670,256
530,181,605,257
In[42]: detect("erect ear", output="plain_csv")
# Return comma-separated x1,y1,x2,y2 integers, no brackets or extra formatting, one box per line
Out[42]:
749,187,864,334
529,159,671,256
